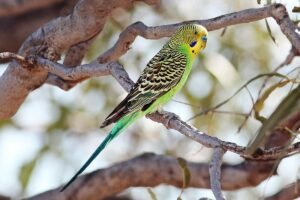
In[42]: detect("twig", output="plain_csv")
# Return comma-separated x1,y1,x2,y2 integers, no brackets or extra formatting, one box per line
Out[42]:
0,52,27,64
209,148,226,200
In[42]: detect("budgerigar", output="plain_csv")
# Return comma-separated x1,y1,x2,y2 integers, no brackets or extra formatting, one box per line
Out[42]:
61,24,208,191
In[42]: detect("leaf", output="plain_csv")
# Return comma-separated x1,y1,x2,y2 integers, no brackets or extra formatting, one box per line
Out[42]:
254,80,290,123
246,84,300,154
177,157,191,200
147,188,158,200
177,157,191,189
19,158,38,190
265,19,276,44
220,27,227,37
177,196,183,200
292,6,300,13
18,145,49,191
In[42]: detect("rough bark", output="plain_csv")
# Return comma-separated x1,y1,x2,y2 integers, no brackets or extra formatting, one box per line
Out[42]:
0,0,77,52
0,0,158,119
26,153,278,200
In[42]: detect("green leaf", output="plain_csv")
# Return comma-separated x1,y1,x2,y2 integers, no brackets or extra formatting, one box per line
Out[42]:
18,145,49,191
177,157,191,199
265,19,276,44
247,84,300,154
254,80,290,123
220,27,227,37
177,157,191,189
19,158,37,190
147,188,158,200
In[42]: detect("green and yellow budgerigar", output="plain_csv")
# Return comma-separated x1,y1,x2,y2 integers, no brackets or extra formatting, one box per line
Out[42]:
61,24,208,191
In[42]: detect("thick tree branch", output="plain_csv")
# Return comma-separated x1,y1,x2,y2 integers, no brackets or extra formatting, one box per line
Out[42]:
27,153,277,200
0,0,64,17
0,0,77,53
265,180,300,200
63,38,95,67
0,194,10,200
0,0,159,120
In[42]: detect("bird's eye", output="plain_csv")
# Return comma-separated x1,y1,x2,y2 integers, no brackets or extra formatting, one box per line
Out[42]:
194,31,198,35
201,35,207,42
190,41,197,47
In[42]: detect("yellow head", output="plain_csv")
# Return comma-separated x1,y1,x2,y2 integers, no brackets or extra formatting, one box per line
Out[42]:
169,24,208,57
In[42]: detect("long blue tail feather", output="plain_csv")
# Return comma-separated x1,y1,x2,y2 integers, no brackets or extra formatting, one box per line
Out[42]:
60,112,139,191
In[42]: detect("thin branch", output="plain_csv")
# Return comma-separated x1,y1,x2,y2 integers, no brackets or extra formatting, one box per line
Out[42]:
2,52,300,161
271,5,300,53
98,4,300,64
209,148,226,200
45,74,78,91
0,52,27,64
98,5,273,63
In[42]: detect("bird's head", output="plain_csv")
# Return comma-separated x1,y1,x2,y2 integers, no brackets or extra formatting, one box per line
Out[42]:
169,24,208,57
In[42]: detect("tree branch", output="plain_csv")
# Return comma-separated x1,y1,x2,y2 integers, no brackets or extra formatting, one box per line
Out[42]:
98,5,273,63
265,180,300,200
209,148,226,200
98,3,300,63
0,194,10,200
2,51,300,161
0,0,77,53
26,153,277,200
0,3,297,120
0,0,64,17
0,0,159,120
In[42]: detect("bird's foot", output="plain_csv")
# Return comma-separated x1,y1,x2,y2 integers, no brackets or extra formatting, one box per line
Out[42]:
157,110,179,129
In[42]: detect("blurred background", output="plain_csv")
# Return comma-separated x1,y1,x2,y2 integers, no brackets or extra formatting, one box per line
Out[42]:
0,0,300,199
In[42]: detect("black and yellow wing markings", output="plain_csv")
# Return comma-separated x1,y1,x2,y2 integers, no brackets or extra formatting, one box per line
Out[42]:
100,50,187,128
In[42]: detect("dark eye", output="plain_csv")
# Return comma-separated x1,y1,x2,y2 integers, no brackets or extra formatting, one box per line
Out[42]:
190,41,197,47
194,31,198,35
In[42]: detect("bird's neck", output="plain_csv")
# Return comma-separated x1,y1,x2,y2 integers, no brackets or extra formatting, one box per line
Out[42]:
178,44,196,62
164,43,195,62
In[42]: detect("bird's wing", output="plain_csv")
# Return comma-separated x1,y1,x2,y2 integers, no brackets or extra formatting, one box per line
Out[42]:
100,50,187,128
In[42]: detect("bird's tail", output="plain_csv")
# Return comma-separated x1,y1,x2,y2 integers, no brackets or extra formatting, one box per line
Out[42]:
60,112,140,191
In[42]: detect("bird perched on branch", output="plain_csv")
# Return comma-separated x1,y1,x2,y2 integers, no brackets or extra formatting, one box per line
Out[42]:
61,24,208,191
